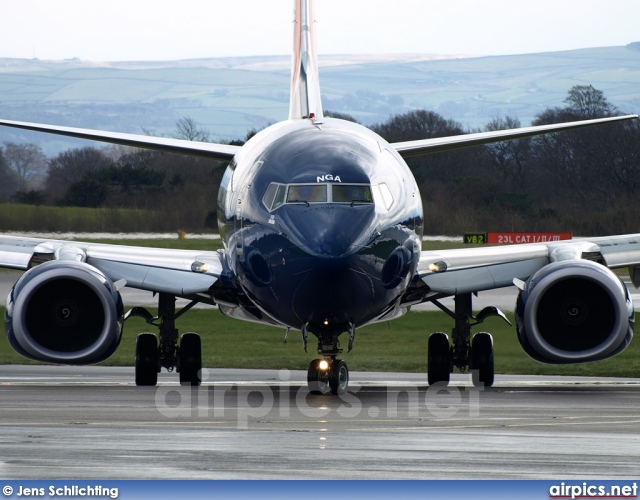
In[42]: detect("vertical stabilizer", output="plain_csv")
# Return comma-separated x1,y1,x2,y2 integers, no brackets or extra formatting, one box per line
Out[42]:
289,0,323,120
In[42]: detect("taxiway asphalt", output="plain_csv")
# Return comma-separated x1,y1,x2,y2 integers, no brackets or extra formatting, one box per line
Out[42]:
0,366,639,479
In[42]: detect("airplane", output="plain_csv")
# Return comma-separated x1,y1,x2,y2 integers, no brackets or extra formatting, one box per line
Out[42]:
0,0,638,395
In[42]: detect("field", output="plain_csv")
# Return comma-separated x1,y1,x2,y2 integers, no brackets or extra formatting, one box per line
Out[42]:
2,46,640,156
0,235,638,377
0,203,166,233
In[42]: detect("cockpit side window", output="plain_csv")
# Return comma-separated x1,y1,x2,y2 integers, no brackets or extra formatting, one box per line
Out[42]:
273,184,286,209
372,182,394,210
262,183,287,211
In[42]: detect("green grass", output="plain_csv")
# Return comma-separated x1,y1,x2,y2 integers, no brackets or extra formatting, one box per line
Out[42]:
2,308,638,377
80,237,459,252
80,238,224,251
0,203,163,233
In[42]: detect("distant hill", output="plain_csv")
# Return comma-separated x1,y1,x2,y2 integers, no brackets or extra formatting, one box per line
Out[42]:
1,46,639,156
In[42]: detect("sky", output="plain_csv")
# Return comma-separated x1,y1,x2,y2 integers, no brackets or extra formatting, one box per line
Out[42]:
0,0,639,61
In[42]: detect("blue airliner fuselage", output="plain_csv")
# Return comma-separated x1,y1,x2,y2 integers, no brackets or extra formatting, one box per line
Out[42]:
217,118,423,339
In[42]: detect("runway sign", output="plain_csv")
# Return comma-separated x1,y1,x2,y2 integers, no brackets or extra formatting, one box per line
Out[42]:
464,232,572,244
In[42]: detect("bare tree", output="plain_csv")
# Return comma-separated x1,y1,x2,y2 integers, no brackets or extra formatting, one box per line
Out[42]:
173,116,210,142
46,147,113,200
100,144,142,163
564,85,618,119
3,142,47,191
0,147,19,200
141,117,211,143
484,116,532,186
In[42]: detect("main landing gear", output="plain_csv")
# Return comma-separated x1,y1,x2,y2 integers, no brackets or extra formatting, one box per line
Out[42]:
127,293,202,387
305,323,354,395
428,293,510,387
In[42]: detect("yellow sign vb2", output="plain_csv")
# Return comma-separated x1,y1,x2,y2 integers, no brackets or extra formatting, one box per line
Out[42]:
463,233,488,244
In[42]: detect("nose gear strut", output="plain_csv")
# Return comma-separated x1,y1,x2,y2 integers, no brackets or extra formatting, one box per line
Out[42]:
304,323,355,395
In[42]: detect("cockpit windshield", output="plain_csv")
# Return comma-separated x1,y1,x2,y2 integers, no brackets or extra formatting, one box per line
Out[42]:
332,184,372,203
286,184,328,203
262,183,373,211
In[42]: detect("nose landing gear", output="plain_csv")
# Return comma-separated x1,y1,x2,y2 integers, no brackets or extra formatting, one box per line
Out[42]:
307,358,349,395
305,323,353,395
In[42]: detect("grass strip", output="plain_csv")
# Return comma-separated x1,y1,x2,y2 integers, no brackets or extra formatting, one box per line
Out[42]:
1,307,638,377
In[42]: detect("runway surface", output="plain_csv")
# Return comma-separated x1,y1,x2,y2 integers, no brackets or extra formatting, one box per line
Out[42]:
1,366,639,479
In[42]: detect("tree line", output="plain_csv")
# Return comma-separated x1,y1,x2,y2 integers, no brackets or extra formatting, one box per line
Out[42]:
1,85,638,235
368,85,640,235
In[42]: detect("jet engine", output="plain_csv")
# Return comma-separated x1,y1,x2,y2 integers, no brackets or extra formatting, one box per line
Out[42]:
515,259,633,364
5,261,124,364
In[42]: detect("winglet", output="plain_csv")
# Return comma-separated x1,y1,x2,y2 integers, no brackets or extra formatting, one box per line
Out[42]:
289,0,324,120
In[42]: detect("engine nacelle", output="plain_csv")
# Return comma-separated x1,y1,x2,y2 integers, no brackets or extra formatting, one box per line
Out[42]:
5,261,124,364
515,259,634,364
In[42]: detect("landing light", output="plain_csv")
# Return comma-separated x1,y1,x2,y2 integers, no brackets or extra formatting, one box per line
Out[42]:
428,261,448,273
191,261,210,273
323,319,329,325
319,360,329,371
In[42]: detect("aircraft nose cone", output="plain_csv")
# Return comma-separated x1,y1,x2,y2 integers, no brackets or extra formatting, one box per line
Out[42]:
285,205,375,258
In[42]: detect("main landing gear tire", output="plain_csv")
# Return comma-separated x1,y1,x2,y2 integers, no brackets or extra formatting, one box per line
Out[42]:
329,360,349,396
428,332,451,386
307,359,329,394
135,333,159,386
470,332,494,387
178,332,202,386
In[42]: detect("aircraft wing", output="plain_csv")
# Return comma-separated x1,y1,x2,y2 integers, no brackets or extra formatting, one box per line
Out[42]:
0,119,240,162
2,114,636,163
0,235,226,297
391,115,638,158
415,234,640,296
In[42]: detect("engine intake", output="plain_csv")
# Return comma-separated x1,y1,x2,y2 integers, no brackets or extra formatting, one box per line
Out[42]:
515,260,633,364
6,261,124,364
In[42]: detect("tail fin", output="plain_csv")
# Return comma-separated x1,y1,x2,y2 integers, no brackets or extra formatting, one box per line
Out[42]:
289,0,323,120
